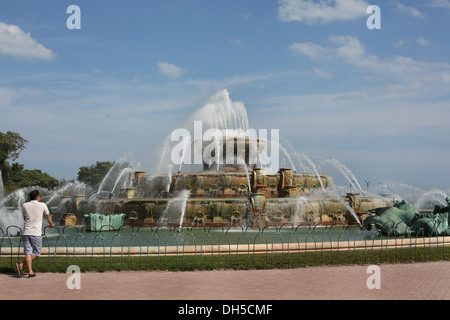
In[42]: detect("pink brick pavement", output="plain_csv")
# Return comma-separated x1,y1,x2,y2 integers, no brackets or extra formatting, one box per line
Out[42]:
1,261,449,300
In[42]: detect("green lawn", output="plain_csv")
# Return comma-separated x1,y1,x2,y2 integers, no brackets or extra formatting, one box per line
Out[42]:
2,245,449,273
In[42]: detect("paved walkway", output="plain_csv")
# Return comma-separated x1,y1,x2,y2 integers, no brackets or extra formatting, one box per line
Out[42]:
1,261,449,300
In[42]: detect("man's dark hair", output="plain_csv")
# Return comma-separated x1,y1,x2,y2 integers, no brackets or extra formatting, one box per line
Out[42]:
29,190,40,201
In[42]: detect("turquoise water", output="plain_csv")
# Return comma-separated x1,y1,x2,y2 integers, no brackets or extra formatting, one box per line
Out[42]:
1,224,380,248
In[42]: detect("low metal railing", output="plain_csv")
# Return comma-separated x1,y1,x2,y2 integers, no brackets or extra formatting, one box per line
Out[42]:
1,222,449,272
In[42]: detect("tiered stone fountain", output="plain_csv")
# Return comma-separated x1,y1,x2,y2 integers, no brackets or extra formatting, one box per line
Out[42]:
75,135,389,228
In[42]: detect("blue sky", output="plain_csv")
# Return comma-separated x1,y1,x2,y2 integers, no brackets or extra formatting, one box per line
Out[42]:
0,0,449,194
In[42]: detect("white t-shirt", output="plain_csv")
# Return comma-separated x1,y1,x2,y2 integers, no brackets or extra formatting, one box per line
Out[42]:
22,200,50,236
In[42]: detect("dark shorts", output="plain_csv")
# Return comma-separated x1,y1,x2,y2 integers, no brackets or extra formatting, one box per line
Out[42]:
22,235,42,256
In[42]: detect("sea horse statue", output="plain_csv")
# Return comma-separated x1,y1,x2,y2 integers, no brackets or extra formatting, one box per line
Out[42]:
364,199,416,235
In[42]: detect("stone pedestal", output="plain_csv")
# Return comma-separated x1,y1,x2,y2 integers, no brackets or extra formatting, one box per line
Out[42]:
279,168,301,197
72,195,85,213
252,168,272,197
250,193,265,214
119,188,137,199
60,213,77,226
345,193,361,212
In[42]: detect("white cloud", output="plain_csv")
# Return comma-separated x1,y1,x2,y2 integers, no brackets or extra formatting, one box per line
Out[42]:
157,62,185,79
429,0,450,8
313,67,334,79
393,39,410,47
291,35,450,82
393,37,430,47
289,42,331,59
0,22,55,60
417,36,430,46
291,36,370,64
278,0,369,25
330,35,367,63
396,3,425,18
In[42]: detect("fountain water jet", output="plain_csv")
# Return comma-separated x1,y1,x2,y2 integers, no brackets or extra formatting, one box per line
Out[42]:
324,158,363,193
299,153,325,192
111,167,133,195
45,181,86,206
0,170,4,201
414,189,448,211
158,189,190,229
94,156,131,198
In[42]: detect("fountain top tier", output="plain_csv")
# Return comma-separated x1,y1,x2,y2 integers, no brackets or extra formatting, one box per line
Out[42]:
197,135,267,173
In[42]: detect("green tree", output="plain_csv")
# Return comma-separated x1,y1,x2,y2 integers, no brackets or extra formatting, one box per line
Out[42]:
0,131,60,193
77,161,116,188
7,163,59,190
0,131,28,184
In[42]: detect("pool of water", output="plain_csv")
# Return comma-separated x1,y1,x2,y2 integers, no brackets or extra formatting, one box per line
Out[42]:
1,224,382,248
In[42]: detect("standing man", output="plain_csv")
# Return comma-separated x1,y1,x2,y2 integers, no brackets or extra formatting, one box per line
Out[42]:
15,190,54,278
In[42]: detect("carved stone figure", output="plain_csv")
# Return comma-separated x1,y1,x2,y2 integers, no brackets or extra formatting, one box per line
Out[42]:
364,199,416,235
364,198,450,236
433,196,450,214
410,212,449,236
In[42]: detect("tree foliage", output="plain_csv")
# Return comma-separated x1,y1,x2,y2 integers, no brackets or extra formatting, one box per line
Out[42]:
7,163,59,190
0,131,28,183
77,161,116,188
0,131,59,192
0,131,28,163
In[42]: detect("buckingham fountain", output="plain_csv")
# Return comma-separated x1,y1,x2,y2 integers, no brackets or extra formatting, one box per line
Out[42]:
73,140,389,229
2,90,447,234
67,90,393,230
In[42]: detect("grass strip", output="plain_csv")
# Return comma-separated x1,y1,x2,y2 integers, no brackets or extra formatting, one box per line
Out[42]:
1,245,448,273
